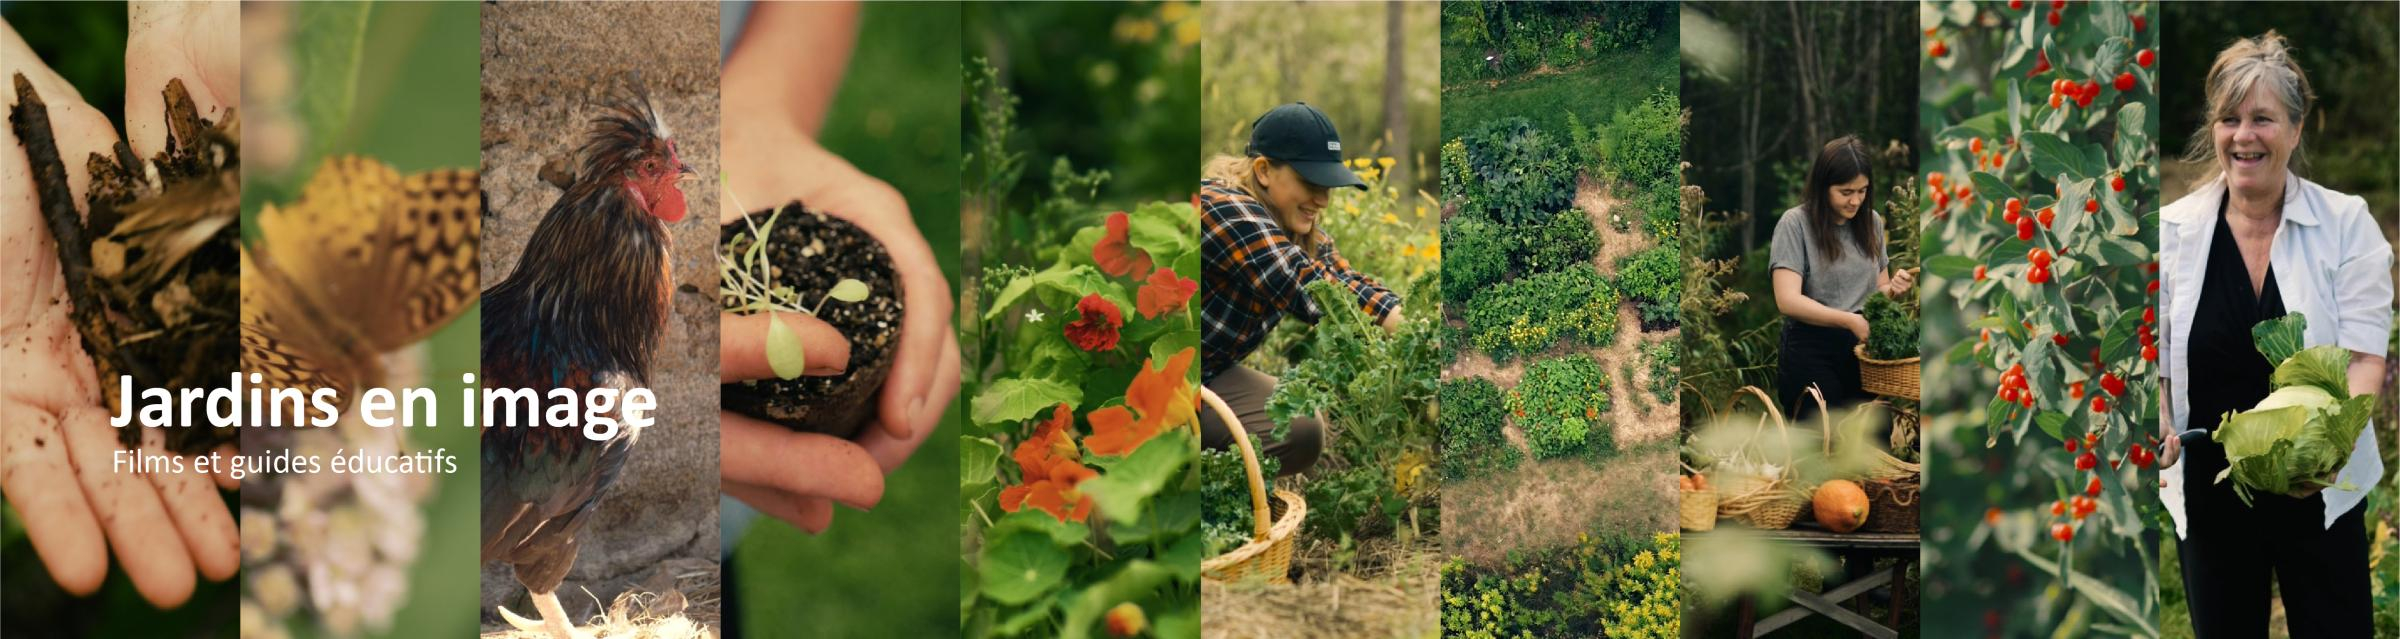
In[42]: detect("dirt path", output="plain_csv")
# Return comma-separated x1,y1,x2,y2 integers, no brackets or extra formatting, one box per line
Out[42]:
1581,175,1650,268
1441,443,1678,566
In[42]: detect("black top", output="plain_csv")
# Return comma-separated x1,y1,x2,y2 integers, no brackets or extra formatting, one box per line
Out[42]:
2186,197,2286,432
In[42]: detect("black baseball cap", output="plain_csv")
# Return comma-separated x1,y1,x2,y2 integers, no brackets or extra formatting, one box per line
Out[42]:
1245,102,1368,190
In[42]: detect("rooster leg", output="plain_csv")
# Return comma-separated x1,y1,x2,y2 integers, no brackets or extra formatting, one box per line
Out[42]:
498,589,584,639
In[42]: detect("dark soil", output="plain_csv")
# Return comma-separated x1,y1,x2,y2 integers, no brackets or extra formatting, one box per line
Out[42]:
719,204,902,440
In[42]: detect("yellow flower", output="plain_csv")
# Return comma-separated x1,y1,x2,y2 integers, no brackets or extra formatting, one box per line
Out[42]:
1402,244,1418,257
1378,157,1396,169
1382,213,1400,225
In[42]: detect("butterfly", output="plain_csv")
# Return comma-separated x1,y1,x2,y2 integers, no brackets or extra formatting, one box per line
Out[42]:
240,156,480,428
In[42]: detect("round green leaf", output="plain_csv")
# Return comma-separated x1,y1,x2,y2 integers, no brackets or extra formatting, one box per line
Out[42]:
828,278,871,303
978,530,1070,606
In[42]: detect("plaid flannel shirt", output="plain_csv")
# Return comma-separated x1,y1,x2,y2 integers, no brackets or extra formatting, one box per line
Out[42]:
1198,179,1400,381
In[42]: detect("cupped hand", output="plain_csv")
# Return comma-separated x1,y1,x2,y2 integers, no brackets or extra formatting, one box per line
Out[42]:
714,106,958,533
0,6,240,608
1847,312,1872,342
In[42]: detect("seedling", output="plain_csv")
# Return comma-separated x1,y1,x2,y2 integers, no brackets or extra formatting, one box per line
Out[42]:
716,176,904,438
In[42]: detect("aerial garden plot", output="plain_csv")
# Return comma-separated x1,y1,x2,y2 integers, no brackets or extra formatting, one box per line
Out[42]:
1435,3,1684,637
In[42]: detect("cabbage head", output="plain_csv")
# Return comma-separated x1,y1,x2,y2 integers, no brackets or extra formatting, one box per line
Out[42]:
2211,315,2375,505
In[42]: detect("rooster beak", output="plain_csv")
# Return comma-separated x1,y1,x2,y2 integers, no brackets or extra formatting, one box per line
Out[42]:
677,163,697,184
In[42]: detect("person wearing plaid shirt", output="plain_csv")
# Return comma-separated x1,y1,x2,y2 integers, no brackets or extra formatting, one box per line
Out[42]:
1196,103,1404,477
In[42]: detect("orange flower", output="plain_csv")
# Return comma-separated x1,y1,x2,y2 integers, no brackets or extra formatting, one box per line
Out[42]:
1093,211,1153,279
1135,267,1196,319
1087,348,1198,456
1000,404,1097,522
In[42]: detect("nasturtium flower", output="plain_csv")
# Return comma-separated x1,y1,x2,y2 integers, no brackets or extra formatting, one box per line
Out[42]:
1135,267,1196,319
999,403,1096,523
1064,293,1123,352
1093,210,1153,279
1086,348,1198,456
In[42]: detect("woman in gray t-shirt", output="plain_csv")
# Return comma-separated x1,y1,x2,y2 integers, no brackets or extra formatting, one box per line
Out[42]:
1768,135,1915,417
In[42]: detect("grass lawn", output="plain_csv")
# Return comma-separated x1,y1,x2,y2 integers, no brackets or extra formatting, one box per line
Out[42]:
1439,34,1677,142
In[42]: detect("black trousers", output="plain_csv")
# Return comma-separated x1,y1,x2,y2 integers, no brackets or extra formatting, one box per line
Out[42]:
1777,319,1864,422
2175,432,2373,638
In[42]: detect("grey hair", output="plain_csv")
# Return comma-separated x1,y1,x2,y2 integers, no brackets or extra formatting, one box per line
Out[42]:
2181,30,2315,186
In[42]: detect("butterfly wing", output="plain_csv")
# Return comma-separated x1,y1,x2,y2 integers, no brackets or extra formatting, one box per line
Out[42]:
252,156,481,352
239,246,358,426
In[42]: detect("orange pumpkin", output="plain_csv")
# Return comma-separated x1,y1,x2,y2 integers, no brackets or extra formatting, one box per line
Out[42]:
1813,480,1871,533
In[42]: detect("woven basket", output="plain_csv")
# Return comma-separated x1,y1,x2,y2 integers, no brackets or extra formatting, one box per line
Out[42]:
1854,344,1921,401
1199,388,1307,585
1681,489,1718,531
1711,387,1807,530
1859,475,1921,534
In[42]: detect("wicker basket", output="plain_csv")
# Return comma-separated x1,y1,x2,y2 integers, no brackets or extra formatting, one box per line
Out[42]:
1199,388,1308,585
1711,387,1808,530
1859,475,1921,534
1681,489,1718,531
1854,344,1921,401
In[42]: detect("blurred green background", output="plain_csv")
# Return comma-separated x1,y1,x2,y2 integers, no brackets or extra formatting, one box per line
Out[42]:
964,0,1200,215
1204,1,1439,197
727,4,964,638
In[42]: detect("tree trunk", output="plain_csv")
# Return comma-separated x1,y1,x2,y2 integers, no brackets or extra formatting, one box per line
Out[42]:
1741,28,1759,253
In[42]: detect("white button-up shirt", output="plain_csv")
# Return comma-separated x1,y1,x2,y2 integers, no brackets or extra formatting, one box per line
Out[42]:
2158,172,2394,540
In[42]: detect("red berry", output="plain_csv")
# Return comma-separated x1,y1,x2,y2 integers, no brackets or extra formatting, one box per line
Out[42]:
2039,207,2056,228
1930,40,1949,58
2049,92,2064,109
2071,380,2087,399
2148,279,2160,294
2006,198,2025,219
2066,438,2080,453
2144,307,2156,324
2029,247,2053,267
2018,217,2037,240
2112,174,2127,192
2051,499,2068,516
2132,14,2148,33
2075,88,2096,108
2048,9,2062,26
1957,184,1973,201
2029,264,2051,284
2053,333,2069,347
2050,0,2067,9
2086,198,2101,213
2073,496,2097,518
2137,48,2156,68
2086,432,2100,449
2010,0,2027,9
2101,372,2125,397
2115,71,2136,93
2077,451,2098,471
2143,343,2159,362
2086,475,2104,496
2132,444,2155,468
2052,522,2076,542
1971,137,1985,154
1975,264,1988,281
2092,395,2109,413
1930,172,1945,189
2004,207,2021,225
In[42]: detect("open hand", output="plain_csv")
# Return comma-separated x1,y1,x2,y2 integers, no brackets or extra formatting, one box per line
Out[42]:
0,5,240,608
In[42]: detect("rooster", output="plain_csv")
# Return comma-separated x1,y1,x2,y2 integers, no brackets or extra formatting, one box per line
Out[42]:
479,91,691,638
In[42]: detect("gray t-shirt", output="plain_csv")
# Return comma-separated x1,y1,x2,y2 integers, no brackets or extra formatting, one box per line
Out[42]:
1769,206,1887,313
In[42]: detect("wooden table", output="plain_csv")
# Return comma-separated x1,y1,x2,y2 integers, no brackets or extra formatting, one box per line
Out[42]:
1690,526,1919,639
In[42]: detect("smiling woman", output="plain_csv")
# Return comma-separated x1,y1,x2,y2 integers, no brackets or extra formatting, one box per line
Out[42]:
2155,30,2394,638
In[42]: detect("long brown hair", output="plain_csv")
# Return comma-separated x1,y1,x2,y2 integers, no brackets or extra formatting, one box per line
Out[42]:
1802,135,1880,263
1203,153,1324,256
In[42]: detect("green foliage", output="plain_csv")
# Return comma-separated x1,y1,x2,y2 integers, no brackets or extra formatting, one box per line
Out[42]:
964,67,1202,638
1440,378,1520,481
1861,293,1919,361
1200,446,1282,556
1917,1,2164,635
1616,245,1682,330
1266,279,1442,539
2213,316,2376,505
1441,215,1511,307
1596,90,1682,191
1525,208,1599,274
1441,532,1682,638
1507,355,1613,459
1458,117,1578,225
1441,1,1670,79
1645,341,1679,406
1465,263,1620,360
